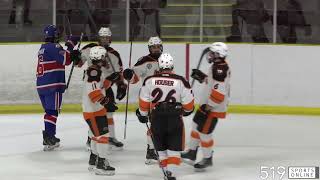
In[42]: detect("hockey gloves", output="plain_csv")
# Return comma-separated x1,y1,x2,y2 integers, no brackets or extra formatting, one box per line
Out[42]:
99,96,118,112
65,35,80,51
106,72,121,83
70,50,81,65
191,69,207,83
116,81,127,100
105,101,118,112
136,109,148,123
123,68,134,81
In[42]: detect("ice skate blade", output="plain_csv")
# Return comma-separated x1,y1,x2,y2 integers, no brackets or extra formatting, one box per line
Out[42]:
182,158,195,166
88,165,95,172
95,169,115,176
109,145,123,151
43,143,60,151
194,167,207,172
145,159,158,165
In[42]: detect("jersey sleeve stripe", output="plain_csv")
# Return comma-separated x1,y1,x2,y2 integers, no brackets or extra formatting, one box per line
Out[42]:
210,90,225,104
88,90,104,103
139,98,150,112
182,99,194,111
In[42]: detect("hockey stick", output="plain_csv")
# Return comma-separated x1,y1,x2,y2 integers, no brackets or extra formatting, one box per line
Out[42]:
66,32,84,90
104,49,117,73
124,40,133,139
191,47,210,88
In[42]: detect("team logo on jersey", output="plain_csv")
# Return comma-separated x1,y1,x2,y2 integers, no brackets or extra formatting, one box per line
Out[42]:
90,69,98,76
55,44,61,48
147,63,152,69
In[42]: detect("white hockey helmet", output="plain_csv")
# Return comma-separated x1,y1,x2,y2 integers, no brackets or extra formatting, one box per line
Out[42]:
98,27,112,37
148,36,162,46
89,46,107,63
209,42,228,58
158,53,174,70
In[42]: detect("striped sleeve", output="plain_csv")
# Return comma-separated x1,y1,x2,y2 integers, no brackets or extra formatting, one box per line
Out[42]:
138,79,152,116
208,81,226,107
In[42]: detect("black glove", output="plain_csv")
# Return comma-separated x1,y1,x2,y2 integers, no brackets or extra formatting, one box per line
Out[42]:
191,69,207,83
106,72,121,83
136,109,148,123
123,68,134,81
116,82,127,100
70,49,81,65
99,96,109,106
104,101,118,112
65,35,80,51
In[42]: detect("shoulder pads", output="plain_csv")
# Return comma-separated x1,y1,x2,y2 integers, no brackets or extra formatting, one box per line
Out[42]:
87,66,102,82
134,56,156,66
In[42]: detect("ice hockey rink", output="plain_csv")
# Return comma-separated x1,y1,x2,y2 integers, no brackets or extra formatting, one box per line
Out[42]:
0,113,319,180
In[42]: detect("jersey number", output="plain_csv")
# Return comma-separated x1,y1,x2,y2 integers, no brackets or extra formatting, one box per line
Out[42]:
36,55,44,77
151,88,176,103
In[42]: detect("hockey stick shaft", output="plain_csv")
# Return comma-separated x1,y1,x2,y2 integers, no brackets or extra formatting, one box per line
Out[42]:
66,32,84,90
191,47,210,87
124,40,133,139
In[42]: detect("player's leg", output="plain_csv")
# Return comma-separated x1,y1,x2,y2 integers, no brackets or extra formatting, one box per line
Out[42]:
145,125,158,164
86,115,115,175
40,92,62,151
107,112,123,149
166,117,184,180
194,116,218,171
105,88,124,149
88,130,97,171
182,107,208,162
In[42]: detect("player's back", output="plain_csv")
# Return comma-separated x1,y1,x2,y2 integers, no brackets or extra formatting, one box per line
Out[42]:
142,72,192,105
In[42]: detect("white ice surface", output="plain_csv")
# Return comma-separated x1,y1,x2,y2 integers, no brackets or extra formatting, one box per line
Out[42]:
0,113,319,180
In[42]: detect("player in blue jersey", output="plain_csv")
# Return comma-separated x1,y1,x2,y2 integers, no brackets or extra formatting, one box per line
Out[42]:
36,24,81,151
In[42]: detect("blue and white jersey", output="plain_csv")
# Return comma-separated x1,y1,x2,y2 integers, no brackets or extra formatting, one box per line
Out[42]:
36,43,72,94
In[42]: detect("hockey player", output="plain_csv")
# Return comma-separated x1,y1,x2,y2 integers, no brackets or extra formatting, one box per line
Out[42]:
36,24,80,151
181,42,231,171
136,53,194,180
83,46,117,175
123,36,163,164
80,27,126,149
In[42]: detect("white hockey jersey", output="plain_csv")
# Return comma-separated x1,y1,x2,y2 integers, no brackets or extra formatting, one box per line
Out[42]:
129,55,159,84
139,72,194,116
199,61,231,118
82,66,107,114
80,44,123,81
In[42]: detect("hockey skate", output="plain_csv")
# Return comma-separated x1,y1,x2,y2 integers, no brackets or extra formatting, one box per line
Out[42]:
145,145,158,165
88,152,97,172
42,131,60,151
86,136,91,151
181,147,198,165
95,157,115,176
194,156,213,171
109,137,123,150
164,171,176,180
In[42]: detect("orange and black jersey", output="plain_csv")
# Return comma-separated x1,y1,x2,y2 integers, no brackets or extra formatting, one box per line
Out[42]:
139,72,194,116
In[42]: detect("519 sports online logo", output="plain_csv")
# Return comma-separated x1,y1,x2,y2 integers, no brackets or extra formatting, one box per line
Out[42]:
260,166,319,179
